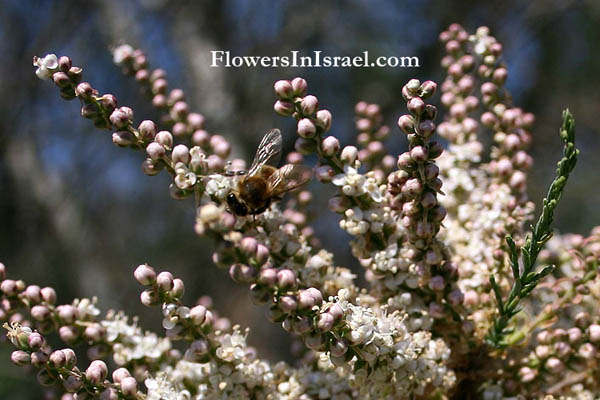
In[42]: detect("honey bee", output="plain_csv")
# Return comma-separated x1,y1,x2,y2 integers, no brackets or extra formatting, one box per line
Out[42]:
226,129,312,216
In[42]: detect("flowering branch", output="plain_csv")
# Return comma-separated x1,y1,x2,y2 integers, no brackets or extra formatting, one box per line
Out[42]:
487,109,579,348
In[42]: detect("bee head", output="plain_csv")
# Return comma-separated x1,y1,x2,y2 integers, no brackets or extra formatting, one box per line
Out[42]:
226,192,248,216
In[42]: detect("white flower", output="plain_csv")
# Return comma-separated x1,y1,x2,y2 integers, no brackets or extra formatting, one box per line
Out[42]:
215,328,248,363
112,44,134,65
73,297,100,319
332,165,365,197
204,174,231,200
362,179,384,202
174,162,197,190
146,373,191,400
33,54,58,80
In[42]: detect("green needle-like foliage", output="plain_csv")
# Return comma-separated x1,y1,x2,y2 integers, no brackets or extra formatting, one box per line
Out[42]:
486,109,579,349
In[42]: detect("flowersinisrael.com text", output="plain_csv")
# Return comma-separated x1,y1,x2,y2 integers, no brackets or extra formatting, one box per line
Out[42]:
210,50,419,68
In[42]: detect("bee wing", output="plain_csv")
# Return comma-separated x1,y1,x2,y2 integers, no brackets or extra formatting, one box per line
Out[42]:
267,164,313,196
247,129,283,177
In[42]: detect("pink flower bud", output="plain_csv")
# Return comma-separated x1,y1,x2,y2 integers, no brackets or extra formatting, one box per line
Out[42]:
134,264,156,286
112,130,135,147
30,351,48,368
297,118,317,138
153,131,173,150
519,367,536,383
316,110,332,132
172,101,188,120
1,279,18,296
567,327,582,344
401,178,423,198
75,82,95,100
112,367,131,384
301,95,319,115
140,289,159,307
58,326,79,344
49,349,66,368
190,305,207,326
58,56,72,72
279,296,297,313
187,113,205,130
109,107,133,129
417,120,436,138
481,82,497,96
206,154,225,171
152,93,167,108
317,312,335,331
407,97,425,116
0,262,5,280
291,77,308,97
397,114,415,134
480,112,497,127
492,67,508,85
276,269,296,288
31,305,50,321
356,118,371,132
258,268,277,286
410,146,428,162
24,285,42,304
121,377,138,396
156,271,174,291
27,332,44,350
62,348,77,368
255,244,270,265
146,142,166,161
545,357,563,374
420,80,437,98
52,71,70,88
325,303,344,322
274,100,295,116
11,350,30,366
138,120,156,140
172,280,184,299
298,287,323,309
274,80,294,99
340,146,358,164
172,145,190,164
579,343,596,359
321,136,340,157
440,92,455,107
588,324,600,342
211,135,231,158
86,360,108,384
240,237,258,256
56,304,77,324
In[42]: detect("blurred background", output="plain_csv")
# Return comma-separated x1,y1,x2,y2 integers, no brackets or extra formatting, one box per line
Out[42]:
1,0,599,397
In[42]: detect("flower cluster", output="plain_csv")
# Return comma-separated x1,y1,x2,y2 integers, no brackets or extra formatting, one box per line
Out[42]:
3,23,597,399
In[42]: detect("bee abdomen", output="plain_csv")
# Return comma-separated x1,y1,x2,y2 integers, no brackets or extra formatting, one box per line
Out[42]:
239,177,268,206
